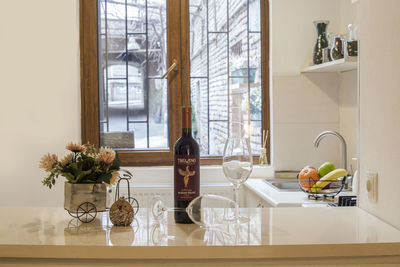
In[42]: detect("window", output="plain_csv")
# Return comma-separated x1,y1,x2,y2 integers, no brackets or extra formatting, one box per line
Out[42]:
80,0,270,166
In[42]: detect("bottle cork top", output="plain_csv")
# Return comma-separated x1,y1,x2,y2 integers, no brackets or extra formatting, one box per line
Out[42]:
182,106,192,113
182,106,192,129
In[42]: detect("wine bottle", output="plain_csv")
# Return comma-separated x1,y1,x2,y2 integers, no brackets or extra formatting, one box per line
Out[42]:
174,106,200,224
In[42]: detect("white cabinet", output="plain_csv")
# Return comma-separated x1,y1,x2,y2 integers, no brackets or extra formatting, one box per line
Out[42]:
243,186,272,208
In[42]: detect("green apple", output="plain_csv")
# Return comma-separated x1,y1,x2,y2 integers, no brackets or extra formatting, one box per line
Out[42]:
318,162,336,177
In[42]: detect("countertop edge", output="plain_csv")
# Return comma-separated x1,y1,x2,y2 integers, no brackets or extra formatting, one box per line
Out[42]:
1,243,400,260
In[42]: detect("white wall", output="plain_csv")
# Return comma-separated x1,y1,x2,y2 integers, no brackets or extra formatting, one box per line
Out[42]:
340,0,360,35
271,0,342,75
0,0,80,206
359,0,400,228
272,74,341,171
339,70,358,170
271,0,358,171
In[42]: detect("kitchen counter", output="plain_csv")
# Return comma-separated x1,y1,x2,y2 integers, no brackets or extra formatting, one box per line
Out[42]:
245,178,355,207
1,206,400,266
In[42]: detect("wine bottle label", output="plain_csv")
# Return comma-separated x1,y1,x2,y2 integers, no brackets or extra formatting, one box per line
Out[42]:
174,155,200,201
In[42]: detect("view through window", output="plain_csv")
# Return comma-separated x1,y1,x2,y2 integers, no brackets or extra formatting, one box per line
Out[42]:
98,0,168,149
189,0,262,155
98,0,263,156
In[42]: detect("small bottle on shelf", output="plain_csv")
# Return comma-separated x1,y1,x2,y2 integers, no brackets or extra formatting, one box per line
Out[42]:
259,148,267,165
347,24,358,57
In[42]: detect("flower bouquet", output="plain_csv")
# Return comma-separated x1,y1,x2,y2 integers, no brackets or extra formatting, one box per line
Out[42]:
39,142,129,188
39,142,130,222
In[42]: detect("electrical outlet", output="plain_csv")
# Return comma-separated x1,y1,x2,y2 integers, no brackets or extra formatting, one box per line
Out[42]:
366,170,378,202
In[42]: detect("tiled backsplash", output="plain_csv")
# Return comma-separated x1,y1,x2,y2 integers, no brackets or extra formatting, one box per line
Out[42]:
272,72,357,171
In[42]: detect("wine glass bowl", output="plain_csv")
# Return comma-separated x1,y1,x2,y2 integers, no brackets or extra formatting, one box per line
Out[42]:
150,194,237,228
186,194,237,226
222,160,253,185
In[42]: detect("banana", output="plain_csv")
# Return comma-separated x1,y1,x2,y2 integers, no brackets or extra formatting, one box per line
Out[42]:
310,168,348,193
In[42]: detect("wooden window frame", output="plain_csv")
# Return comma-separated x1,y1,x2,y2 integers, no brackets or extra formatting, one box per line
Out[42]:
80,0,270,166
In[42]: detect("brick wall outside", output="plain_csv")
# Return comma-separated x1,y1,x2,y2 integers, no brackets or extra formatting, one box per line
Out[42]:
190,0,262,155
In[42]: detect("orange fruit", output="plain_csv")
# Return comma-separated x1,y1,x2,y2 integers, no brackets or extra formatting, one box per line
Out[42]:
298,167,320,192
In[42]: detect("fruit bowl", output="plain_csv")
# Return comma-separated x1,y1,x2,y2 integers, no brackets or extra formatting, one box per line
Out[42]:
297,164,348,200
298,175,346,199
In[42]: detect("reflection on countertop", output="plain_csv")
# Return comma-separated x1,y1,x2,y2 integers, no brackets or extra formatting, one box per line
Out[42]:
1,206,400,253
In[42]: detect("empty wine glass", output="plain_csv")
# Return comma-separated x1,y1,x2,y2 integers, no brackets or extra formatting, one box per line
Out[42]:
150,194,237,228
222,137,253,224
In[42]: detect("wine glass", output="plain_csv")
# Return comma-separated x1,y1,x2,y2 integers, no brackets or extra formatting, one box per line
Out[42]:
222,137,253,224
150,194,237,228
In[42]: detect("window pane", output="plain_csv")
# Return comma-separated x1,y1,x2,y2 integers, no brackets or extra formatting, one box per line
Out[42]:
190,0,262,156
209,0,227,32
98,0,168,150
127,0,146,33
250,120,262,155
209,33,228,121
209,121,228,155
191,78,209,154
107,79,128,132
190,1,207,77
148,79,168,148
229,0,248,77
129,123,148,148
249,0,260,32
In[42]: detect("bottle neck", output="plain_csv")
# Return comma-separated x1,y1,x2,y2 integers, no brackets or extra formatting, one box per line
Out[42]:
181,106,192,137
182,128,192,137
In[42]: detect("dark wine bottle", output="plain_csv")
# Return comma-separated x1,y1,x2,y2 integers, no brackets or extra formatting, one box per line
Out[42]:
174,106,200,224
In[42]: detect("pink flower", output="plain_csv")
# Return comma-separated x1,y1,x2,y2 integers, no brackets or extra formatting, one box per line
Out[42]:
65,142,87,153
60,153,73,166
39,153,58,172
97,147,116,165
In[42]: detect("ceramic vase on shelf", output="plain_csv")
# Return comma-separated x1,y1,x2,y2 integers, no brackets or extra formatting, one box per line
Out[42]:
331,35,345,60
313,20,329,65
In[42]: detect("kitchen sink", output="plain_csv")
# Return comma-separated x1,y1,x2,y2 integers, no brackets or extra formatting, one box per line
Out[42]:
264,179,302,192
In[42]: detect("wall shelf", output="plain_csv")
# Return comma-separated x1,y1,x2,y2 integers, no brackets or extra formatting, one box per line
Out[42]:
302,58,358,73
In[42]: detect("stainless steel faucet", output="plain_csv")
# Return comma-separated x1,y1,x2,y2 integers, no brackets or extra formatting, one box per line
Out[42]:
314,131,347,171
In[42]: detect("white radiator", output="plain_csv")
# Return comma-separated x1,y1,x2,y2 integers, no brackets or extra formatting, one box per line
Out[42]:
107,184,234,208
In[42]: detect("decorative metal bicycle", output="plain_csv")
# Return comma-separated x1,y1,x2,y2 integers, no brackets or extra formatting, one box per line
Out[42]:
64,173,139,223
114,173,139,215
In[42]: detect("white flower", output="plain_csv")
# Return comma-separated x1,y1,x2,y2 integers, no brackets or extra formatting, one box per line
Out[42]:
97,147,116,165
39,153,58,172
66,142,87,153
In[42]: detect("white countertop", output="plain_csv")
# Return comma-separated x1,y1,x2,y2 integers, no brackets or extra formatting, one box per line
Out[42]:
245,178,355,207
1,206,400,261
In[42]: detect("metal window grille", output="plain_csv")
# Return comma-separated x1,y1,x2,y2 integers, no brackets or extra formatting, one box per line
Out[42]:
189,0,262,155
98,0,168,150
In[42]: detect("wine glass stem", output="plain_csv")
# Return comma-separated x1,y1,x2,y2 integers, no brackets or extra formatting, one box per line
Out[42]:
233,184,241,218
166,207,186,212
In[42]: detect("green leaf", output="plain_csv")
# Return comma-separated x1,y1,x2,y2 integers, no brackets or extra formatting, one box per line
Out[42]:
70,163,79,175
85,172,96,182
97,172,112,184
61,172,75,183
76,169,92,183
79,158,91,172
